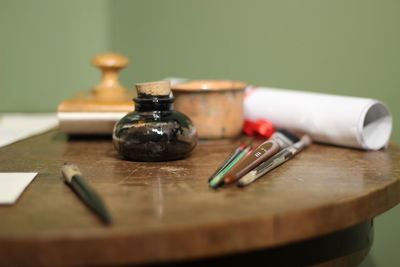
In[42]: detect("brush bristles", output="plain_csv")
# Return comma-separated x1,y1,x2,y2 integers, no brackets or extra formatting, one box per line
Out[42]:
61,162,82,183
276,129,300,143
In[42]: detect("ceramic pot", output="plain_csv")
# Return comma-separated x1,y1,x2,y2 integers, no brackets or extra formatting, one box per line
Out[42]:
171,80,246,139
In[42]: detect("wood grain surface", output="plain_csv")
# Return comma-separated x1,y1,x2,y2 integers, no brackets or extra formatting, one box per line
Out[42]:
0,131,399,266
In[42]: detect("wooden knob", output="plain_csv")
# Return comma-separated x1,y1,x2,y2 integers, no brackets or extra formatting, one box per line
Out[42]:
92,53,129,101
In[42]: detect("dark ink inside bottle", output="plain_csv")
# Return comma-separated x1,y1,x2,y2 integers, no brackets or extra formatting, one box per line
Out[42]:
113,80,197,161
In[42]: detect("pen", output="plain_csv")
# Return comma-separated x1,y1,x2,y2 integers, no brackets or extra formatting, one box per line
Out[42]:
208,145,247,182
238,135,312,187
209,146,252,188
61,163,112,224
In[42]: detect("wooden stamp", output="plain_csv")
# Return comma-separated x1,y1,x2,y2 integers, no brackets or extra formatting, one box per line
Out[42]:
57,53,135,134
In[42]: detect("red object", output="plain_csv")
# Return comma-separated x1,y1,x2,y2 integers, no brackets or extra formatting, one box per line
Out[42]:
243,119,275,138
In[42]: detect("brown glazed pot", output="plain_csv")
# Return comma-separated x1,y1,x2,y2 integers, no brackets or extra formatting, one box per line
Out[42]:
171,80,247,139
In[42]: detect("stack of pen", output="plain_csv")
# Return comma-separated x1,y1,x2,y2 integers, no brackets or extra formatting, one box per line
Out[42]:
208,130,312,188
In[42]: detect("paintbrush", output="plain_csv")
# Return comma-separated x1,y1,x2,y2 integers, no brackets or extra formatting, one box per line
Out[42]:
208,145,247,182
209,146,252,188
238,135,312,187
223,129,300,185
61,163,112,224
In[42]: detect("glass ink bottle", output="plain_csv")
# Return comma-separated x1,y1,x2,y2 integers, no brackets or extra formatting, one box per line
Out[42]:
113,80,197,161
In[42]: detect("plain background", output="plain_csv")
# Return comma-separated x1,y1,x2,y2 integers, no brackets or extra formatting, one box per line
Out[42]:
0,1,399,266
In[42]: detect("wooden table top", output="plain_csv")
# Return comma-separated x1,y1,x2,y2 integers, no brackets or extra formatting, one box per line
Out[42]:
0,130,399,266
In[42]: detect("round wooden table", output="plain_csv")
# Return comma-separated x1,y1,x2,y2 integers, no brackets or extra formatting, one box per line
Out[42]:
0,131,399,266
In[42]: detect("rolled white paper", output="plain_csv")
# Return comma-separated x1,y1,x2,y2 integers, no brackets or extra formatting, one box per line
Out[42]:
244,87,392,150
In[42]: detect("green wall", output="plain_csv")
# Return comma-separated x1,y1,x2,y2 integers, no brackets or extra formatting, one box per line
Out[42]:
0,1,399,266
0,0,109,112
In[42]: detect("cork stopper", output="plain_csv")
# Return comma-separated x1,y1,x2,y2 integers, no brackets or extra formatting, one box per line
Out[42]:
136,80,171,96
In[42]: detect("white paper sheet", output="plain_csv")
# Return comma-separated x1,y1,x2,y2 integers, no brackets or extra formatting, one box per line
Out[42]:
0,173,38,204
0,113,58,147
244,87,392,150
58,112,127,134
